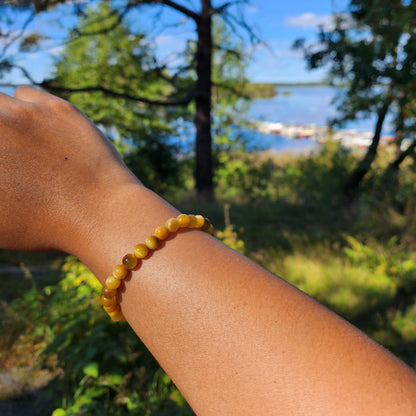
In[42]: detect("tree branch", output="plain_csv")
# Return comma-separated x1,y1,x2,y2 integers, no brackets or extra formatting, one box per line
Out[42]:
218,4,262,46
143,0,199,22
212,1,241,16
0,10,36,61
6,63,39,84
212,80,250,99
213,43,244,59
388,138,416,170
40,80,196,106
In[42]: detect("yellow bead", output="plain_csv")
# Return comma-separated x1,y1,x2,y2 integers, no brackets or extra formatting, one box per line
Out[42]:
207,224,215,235
111,311,126,322
201,218,211,231
195,215,205,228
188,214,197,228
122,253,138,270
155,225,169,240
102,287,117,298
104,304,118,313
101,296,117,307
113,264,128,279
166,218,180,232
134,243,149,259
108,305,121,318
105,276,121,290
145,235,159,250
177,214,190,228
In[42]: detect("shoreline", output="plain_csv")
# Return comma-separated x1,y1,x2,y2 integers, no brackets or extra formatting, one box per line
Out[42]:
252,120,399,150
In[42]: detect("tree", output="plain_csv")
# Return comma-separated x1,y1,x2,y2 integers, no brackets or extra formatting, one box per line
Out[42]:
1,0,258,201
49,2,185,194
295,0,416,199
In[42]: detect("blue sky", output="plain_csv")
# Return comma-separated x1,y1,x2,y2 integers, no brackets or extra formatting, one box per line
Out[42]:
129,0,349,83
242,0,348,82
1,0,349,85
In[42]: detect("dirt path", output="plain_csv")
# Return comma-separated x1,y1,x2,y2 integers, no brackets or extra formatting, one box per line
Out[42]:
0,369,55,415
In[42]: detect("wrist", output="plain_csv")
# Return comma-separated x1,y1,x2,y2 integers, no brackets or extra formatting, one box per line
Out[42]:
63,182,179,285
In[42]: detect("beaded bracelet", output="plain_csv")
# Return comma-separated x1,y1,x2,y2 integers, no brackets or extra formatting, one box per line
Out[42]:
101,214,214,322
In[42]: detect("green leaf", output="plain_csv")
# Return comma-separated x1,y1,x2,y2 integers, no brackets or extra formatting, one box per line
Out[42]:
83,362,99,378
52,409,66,416
103,373,124,386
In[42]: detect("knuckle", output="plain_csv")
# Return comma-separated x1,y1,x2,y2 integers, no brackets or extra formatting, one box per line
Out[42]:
45,96,78,117
13,85,34,99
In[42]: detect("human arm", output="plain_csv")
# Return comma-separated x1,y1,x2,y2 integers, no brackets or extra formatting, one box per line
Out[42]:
1,86,415,415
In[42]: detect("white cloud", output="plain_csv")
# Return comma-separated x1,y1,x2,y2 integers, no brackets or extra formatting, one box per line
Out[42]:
247,39,327,83
285,13,334,30
246,5,259,14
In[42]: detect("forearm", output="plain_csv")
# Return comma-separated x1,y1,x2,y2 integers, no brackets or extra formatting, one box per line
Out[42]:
1,87,414,415
73,183,416,416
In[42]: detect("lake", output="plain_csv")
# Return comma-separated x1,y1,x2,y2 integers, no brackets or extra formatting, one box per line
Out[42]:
245,85,393,153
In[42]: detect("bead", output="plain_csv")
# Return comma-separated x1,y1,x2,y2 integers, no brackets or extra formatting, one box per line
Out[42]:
111,311,126,322
106,276,121,290
113,264,128,279
122,253,138,270
177,214,190,228
108,305,121,318
207,224,215,235
201,218,211,231
155,225,169,240
145,235,159,250
134,243,149,259
195,215,205,228
102,287,117,298
101,296,117,307
166,218,180,232
104,304,119,313
188,214,197,228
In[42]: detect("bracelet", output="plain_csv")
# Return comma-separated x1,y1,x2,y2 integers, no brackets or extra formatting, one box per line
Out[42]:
101,214,214,322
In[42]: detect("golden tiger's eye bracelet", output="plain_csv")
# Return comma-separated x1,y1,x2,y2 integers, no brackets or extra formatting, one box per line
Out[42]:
101,214,214,322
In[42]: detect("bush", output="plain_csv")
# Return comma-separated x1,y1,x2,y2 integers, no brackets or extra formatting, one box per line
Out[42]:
2,257,193,415
214,141,357,204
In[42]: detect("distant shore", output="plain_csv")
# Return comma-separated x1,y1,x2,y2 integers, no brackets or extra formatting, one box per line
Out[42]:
252,120,402,150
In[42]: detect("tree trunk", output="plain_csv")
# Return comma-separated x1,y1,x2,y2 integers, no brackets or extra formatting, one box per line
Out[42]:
343,102,390,199
194,0,214,200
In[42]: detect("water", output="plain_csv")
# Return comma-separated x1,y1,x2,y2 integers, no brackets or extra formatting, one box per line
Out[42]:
246,85,393,153
249,85,381,131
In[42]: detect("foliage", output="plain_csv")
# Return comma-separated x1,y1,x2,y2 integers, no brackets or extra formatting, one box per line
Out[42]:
294,0,416,196
215,204,245,254
1,256,194,415
244,83,277,99
215,140,356,204
214,151,282,202
44,3,255,198
283,140,356,203
43,257,195,415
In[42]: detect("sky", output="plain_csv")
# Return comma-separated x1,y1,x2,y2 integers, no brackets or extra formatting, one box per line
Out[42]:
242,0,348,82
1,0,350,85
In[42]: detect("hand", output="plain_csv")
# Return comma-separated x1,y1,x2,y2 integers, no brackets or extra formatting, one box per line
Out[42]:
0,86,138,252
